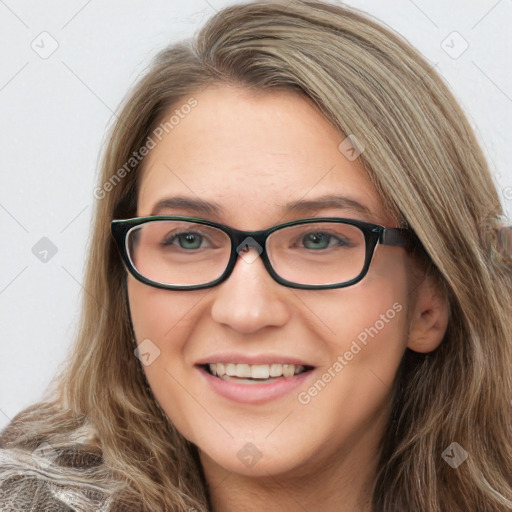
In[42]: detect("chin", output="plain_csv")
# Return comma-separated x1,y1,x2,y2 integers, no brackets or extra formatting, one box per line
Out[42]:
198,440,309,478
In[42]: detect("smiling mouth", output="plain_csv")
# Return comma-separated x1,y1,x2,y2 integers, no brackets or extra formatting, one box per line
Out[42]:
202,362,314,383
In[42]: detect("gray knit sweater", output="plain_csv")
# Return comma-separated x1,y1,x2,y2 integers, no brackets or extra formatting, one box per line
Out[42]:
0,422,142,512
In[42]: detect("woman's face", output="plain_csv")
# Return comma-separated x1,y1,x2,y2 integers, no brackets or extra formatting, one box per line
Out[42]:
128,86,415,479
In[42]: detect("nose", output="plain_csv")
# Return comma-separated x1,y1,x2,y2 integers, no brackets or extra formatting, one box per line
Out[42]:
210,246,291,334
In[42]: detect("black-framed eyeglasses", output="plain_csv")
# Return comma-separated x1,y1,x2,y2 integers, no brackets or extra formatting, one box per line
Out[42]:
111,215,415,290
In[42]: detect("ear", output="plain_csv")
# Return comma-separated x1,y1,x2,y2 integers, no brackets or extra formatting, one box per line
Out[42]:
407,274,449,353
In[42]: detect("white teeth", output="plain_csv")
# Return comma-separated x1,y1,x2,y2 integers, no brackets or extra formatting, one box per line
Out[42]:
270,363,282,377
282,364,295,378
207,362,306,379
235,364,251,378
251,365,270,379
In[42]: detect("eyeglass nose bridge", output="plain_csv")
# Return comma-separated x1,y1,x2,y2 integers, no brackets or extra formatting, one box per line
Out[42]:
220,226,305,290
223,229,275,280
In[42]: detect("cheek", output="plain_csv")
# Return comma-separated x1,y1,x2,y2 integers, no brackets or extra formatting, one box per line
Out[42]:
127,277,200,386
127,276,206,342
312,280,409,393
342,279,408,355
127,277,207,436
318,249,409,351
300,254,411,414
289,275,410,460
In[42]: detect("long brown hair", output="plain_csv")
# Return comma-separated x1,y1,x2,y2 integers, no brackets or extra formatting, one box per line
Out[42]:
2,1,511,510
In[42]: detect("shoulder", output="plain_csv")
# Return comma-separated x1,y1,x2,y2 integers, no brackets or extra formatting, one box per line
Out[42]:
0,443,107,511
0,420,139,511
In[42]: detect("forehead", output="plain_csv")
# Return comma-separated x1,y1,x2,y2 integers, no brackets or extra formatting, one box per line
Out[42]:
137,86,389,227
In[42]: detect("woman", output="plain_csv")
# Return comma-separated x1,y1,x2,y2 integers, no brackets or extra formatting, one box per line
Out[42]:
1,1,511,510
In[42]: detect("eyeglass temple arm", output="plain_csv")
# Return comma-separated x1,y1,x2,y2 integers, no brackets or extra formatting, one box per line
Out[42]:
379,227,414,248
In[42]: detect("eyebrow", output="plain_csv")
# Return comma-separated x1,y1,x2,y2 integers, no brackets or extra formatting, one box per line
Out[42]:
149,194,373,218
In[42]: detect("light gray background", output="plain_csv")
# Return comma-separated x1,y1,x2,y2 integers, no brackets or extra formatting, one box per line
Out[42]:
1,0,511,432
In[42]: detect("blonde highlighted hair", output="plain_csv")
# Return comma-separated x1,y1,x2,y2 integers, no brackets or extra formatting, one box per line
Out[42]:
1,1,511,510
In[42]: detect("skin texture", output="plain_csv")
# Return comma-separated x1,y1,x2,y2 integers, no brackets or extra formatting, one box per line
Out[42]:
128,86,449,511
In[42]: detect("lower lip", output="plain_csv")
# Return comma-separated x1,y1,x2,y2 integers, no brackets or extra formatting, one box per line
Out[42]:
196,366,314,404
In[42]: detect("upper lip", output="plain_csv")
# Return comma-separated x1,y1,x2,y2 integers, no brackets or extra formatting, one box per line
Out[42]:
195,352,314,367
